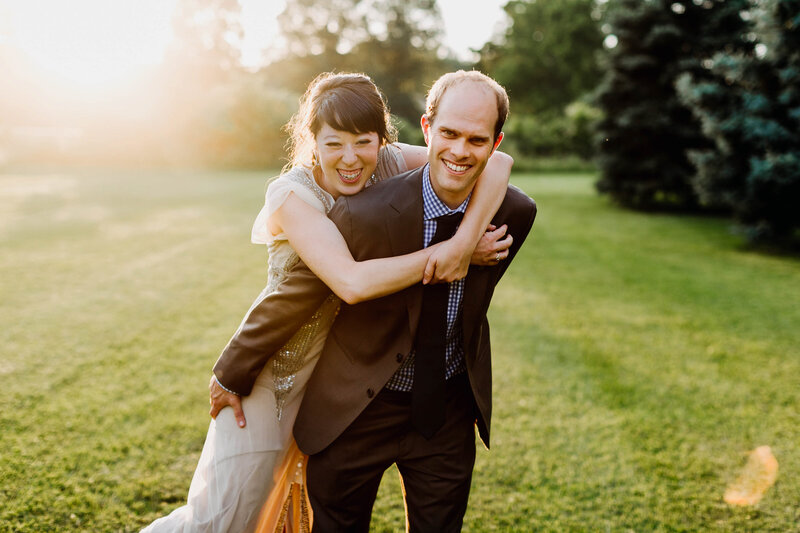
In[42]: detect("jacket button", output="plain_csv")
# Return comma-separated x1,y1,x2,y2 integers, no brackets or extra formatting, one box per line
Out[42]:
367,388,375,398
396,353,404,363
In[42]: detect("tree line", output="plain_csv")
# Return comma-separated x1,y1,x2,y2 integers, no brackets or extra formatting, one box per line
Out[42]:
167,0,800,247
1,0,796,247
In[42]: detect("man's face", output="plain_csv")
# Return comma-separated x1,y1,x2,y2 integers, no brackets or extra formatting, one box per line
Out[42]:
422,81,503,208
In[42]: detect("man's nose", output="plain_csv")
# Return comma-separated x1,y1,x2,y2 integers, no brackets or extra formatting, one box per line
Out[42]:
450,138,468,159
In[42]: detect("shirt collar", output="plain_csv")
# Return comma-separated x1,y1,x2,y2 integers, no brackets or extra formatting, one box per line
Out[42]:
422,164,470,221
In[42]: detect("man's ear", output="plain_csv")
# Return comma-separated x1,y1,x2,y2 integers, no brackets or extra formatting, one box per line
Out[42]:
491,132,504,154
421,115,430,145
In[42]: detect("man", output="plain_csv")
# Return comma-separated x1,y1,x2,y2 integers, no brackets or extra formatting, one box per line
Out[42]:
212,70,536,531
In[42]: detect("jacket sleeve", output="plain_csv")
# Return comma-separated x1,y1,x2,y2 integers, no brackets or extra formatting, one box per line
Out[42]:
212,199,353,396
495,185,537,281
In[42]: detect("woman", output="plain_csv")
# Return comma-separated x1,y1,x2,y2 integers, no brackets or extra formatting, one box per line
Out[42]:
142,72,512,533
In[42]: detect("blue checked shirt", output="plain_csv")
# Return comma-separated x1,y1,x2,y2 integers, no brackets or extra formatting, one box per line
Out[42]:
385,165,469,391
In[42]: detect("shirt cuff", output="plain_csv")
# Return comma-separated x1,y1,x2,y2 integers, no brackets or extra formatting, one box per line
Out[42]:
214,375,240,396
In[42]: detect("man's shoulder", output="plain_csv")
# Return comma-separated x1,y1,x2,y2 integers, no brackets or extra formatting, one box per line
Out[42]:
495,183,537,247
501,183,537,216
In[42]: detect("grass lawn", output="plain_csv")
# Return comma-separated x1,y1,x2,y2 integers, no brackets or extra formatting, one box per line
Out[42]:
1,169,798,532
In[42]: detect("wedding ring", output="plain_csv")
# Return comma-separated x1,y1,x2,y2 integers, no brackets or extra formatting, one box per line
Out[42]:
495,252,501,262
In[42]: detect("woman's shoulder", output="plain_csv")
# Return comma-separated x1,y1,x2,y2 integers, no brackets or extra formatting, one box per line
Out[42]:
371,143,409,185
267,166,312,193
252,167,334,245
266,166,334,214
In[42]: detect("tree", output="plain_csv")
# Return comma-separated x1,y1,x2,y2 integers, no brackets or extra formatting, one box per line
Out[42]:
166,0,244,81
478,0,605,116
153,0,254,167
346,0,452,121
270,0,448,123
595,0,753,210
277,0,369,58
678,0,800,244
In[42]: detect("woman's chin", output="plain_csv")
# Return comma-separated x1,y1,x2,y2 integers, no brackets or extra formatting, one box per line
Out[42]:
337,182,367,196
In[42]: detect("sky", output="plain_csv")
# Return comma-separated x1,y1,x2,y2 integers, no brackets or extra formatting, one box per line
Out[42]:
239,0,509,65
0,0,508,88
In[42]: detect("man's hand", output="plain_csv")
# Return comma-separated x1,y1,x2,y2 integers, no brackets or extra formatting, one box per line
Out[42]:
470,224,513,266
209,375,247,428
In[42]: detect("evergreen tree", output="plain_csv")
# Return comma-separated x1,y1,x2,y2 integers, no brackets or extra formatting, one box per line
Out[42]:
749,0,800,243
678,0,799,244
595,0,752,210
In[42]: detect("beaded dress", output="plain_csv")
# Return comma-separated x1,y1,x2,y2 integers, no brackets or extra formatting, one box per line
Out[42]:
141,145,406,533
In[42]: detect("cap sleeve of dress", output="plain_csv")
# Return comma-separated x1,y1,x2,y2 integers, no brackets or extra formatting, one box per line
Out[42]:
251,167,333,244
372,143,409,184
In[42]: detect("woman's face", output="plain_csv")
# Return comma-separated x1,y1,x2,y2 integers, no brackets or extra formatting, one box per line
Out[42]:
314,123,380,199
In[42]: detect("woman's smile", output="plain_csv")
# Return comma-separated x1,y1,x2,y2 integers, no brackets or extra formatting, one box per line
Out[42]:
337,168,363,183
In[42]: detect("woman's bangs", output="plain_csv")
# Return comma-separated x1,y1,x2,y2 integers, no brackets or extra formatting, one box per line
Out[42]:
317,92,383,137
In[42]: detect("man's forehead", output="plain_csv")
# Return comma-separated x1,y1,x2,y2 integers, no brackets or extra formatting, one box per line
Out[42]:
439,81,493,104
434,83,497,133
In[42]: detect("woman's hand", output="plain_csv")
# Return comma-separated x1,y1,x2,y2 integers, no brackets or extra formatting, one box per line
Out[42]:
422,239,470,284
422,224,513,283
470,224,513,266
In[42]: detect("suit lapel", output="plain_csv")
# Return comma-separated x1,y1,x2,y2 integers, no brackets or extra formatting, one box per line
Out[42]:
384,168,425,330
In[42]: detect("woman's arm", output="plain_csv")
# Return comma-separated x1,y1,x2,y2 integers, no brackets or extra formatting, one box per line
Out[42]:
271,193,440,305
395,143,514,283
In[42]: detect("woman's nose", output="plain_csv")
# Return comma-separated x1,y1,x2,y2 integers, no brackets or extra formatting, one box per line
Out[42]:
342,145,357,164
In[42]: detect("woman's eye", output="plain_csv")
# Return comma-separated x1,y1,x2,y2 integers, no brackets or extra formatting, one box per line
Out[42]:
326,143,341,148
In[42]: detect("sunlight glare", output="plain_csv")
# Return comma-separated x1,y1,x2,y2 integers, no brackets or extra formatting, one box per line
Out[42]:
5,0,177,89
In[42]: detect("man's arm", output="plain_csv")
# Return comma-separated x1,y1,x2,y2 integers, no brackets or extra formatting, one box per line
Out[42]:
213,262,331,394
209,259,332,426
208,198,359,426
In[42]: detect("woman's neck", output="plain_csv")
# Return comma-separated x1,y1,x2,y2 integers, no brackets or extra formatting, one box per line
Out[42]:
311,165,338,199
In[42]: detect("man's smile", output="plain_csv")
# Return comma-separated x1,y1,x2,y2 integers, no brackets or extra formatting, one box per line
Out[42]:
442,160,470,174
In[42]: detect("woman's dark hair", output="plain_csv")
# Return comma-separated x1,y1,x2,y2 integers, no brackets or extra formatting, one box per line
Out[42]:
285,72,397,169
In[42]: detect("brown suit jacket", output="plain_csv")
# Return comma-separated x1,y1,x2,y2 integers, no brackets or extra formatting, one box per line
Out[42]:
214,166,536,454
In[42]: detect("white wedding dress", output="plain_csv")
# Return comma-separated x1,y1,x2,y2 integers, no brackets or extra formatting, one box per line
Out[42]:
141,145,406,533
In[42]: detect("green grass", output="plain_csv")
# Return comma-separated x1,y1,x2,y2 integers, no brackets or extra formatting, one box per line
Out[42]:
1,170,798,532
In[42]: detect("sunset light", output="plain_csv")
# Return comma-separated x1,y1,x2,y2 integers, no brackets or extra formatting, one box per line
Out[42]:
3,0,177,89
3,0,800,530
0,0,506,169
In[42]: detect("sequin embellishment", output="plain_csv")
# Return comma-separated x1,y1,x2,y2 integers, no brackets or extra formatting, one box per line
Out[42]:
270,292,338,420
285,168,334,213
265,170,339,419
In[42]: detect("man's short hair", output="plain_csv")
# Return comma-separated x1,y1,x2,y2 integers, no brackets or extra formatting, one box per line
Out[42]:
425,70,509,142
